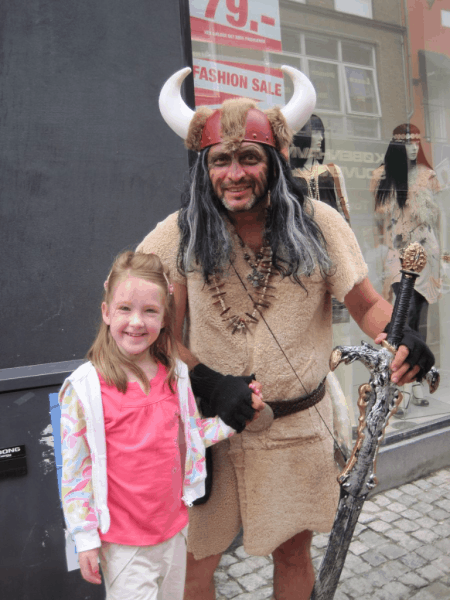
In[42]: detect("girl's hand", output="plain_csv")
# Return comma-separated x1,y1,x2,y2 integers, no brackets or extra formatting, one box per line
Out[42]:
248,381,265,422
79,548,102,585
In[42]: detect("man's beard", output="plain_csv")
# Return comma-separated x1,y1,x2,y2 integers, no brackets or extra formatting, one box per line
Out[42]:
219,186,269,213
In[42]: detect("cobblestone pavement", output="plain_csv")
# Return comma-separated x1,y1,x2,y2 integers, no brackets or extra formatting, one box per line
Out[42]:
214,467,450,600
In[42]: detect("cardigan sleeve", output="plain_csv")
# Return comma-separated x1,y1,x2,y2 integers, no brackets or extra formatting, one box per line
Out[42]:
59,381,101,552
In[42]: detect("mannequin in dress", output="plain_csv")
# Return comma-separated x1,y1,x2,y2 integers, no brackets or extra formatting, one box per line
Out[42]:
371,123,441,410
290,114,350,224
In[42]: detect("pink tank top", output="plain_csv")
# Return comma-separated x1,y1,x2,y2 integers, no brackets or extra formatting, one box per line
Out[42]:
98,363,188,546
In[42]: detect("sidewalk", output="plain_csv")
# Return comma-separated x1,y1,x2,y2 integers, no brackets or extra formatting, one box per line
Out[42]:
214,467,450,600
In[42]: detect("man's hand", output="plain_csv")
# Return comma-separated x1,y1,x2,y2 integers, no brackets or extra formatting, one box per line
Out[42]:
190,364,258,432
375,325,434,386
79,548,102,585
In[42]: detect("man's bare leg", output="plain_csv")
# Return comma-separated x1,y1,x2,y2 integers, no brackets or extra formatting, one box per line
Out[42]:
272,530,315,600
184,551,222,600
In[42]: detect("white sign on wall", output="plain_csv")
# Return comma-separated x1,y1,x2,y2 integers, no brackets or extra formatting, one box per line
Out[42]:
189,0,282,52
193,58,285,108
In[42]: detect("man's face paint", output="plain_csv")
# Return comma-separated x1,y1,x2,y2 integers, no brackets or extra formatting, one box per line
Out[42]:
207,142,269,213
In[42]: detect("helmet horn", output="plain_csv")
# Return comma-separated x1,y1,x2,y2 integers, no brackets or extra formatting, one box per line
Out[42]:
158,67,195,140
280,65,316,134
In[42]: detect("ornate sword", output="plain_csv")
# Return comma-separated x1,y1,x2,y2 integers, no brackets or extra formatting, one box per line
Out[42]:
311,242,440,600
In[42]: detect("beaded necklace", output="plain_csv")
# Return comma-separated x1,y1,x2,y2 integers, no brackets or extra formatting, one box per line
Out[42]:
208,237,276,334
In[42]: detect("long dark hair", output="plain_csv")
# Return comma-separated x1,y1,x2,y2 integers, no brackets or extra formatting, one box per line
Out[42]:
375,123,432,210
177,146,333,287
289,114,326,170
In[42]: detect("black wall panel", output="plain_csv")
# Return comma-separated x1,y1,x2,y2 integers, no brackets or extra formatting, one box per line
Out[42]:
0,1,189,369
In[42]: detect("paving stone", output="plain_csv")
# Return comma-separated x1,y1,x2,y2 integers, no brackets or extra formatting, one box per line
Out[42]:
340,575,374,596
401,508,422,520
227,562,253,578
233,589,273,600
235,546,250,559
415,480,433,491
417,564,446,583
359,512,377,524
395,518,421,532
333,591,351,600
377,560,409,579
340,566,354,581
400,551,428,570
361,550,388,567
243,556,271,570
411,528,440,544
359,530,385,546
216,580,243,598
220,554,239,567
436,498,450,512
416,516,438,529
216,571,231,583
396,492,418,507
349,540,370,555
387,501,409,514
431,555,450,574
374,495,392,507
257,565,273,580
435,538,450,554
399,571,429,589
385,489,405,500
354,522,367,535
409,589,436,600
379,510,402,523
400,483,422,496
364,500,381,513
425,581,450,598
380,580,411,599
413,502,435,515
368,519,392,533
239,573,267,592
415,544,442,561
313,534,330,548
377,543,408,560
430,508,450,521
365,568,391,588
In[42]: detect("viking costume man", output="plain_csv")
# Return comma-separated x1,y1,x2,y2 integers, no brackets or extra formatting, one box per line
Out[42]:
137,67,433,600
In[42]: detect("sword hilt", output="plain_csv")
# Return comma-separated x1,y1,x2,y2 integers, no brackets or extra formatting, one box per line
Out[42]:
386,242,427,348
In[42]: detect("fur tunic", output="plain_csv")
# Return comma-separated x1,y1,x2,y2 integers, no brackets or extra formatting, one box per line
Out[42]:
372,164,441,304
137,200,368,557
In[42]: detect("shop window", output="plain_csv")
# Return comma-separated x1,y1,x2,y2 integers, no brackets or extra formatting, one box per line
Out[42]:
335,0,373,19
442,10,450,28
270,30,381,139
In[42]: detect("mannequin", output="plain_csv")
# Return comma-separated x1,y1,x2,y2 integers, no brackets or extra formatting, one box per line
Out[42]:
371,123,441,412
290,114,350,225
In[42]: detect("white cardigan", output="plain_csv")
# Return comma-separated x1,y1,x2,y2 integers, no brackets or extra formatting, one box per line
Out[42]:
59,360,234,552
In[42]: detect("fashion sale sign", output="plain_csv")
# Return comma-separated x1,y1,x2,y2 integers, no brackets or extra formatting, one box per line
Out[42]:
189,0,282,52
193,58,285,108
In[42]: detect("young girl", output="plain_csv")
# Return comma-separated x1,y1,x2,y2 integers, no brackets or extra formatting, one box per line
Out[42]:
59,251,263,600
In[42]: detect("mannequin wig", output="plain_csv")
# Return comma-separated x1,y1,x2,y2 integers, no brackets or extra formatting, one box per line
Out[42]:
289,114,326,170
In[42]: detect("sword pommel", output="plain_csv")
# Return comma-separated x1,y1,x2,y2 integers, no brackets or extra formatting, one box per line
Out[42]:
400,242,427,273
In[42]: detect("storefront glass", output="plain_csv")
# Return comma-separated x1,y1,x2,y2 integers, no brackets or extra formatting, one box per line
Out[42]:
186,0,450,439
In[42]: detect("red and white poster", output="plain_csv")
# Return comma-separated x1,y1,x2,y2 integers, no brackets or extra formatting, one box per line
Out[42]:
189,0,282,52
193,58,285,109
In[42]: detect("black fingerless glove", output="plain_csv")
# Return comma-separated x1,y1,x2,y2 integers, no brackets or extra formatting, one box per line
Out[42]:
189,364,256,433
383,323,435,381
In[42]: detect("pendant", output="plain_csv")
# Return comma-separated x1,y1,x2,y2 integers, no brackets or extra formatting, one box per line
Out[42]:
247,267,265,288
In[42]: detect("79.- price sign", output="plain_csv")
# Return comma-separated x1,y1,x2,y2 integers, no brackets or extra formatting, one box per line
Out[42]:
189,0,282,52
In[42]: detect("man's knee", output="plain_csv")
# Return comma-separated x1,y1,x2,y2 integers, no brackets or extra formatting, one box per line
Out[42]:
272,530,313,567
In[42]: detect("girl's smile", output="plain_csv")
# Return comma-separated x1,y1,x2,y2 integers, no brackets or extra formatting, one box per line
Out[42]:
102,276,165,362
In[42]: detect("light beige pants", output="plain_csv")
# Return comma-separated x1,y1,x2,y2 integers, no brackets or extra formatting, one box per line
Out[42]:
99,526,188,600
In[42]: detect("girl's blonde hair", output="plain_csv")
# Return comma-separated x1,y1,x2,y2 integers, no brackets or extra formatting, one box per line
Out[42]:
87,251,178,394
